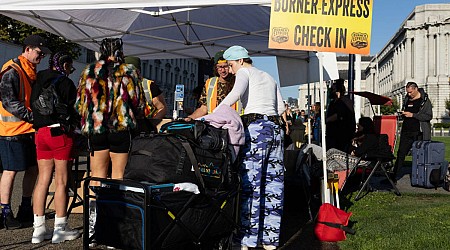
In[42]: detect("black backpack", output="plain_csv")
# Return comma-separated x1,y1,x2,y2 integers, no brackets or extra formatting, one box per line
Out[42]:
32,75,64,116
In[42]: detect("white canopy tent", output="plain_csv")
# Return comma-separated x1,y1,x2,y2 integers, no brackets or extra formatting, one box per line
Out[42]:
0,0,340,203
0,1,339,85
0,1,308,61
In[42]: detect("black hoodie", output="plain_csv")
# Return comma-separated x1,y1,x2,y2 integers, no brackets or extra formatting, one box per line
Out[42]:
30,69,79,131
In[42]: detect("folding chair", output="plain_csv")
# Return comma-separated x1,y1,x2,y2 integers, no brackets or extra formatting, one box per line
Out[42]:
352,134,401,201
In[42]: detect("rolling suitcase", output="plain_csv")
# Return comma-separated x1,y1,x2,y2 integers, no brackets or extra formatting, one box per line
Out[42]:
411,141,447,188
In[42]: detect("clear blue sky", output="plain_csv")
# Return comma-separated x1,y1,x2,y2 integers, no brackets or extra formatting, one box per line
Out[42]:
253,0,447,100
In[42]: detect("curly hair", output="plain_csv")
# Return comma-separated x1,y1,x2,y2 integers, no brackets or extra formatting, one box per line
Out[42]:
49,51,73,75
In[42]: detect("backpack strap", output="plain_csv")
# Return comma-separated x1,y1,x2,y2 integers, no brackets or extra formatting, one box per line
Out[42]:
50,74,65,89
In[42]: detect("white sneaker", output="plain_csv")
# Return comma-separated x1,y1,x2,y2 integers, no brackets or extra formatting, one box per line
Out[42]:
31,215,52,244
262,245,277,250
52,216,80,244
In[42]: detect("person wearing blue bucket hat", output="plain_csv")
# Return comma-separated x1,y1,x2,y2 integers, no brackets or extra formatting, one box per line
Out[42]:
219,45,286,250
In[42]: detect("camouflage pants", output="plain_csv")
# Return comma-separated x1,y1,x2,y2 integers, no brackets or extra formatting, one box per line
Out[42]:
238,118,285,247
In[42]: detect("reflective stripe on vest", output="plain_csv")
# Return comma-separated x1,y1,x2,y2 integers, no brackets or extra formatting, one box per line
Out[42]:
143,78,153,105
142,78,158,118
206,77,219,113
0,113,22,122
205,77,243,115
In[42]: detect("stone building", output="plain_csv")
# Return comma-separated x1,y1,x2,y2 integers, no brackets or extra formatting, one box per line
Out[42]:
365,3,450,123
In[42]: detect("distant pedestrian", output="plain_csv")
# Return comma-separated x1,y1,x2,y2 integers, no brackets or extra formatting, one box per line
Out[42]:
325,79,356,152
312,102,322,145
392,82,432,182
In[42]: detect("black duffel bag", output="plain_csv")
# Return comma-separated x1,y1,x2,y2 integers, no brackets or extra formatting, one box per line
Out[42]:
124,133,204,188
124,130,232,189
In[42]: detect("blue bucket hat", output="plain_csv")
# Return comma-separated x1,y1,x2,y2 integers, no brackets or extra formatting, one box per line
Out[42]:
223,45,250,61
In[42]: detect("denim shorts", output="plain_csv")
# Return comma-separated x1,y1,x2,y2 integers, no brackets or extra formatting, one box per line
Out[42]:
0,133,37,171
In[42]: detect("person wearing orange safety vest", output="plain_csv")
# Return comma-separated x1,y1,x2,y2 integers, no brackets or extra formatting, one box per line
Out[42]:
185,50,242,121
0,35,51,230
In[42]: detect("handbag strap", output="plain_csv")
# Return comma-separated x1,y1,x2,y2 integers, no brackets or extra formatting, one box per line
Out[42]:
317,221,356,235
180,140,206,191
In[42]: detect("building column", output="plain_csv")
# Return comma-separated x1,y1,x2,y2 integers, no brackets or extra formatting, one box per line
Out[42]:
428,34,434,76
436,33,440,76
438,32,447,77
402,42,406,82
424,34,429,79
447,33,450,76
394,47,398,84
406,38,412,79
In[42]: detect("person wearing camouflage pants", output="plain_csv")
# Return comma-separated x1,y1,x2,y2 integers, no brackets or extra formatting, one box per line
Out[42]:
239,118,285,248
219,45,286,249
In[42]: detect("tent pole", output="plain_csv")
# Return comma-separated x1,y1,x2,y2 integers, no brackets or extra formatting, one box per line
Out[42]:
318,52,330,204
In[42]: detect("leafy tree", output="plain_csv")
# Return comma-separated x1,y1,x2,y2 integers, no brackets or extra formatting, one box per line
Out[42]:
380,98,399,115
445,97,450,110
0,15,81,59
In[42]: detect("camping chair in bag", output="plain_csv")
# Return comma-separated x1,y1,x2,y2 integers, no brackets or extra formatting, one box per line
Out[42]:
350,134,401,200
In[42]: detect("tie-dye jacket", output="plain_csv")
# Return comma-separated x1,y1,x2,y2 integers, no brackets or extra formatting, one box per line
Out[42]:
75,60,145,135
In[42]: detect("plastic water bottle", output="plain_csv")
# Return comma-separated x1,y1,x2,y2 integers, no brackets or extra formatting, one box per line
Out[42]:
172,110,178,120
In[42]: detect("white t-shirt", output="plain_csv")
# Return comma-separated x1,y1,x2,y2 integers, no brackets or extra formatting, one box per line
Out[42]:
219,66,285,116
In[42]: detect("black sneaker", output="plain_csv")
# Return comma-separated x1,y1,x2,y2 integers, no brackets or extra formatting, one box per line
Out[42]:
16,205,33,223
3,212,22,230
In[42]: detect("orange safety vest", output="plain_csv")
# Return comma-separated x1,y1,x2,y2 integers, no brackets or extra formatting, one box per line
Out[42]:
0,59,35,136
205,77,243,115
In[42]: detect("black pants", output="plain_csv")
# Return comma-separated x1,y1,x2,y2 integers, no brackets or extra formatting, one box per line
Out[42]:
393,130,422,177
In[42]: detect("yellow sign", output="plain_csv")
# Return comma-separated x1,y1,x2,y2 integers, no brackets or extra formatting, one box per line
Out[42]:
269,0,373,55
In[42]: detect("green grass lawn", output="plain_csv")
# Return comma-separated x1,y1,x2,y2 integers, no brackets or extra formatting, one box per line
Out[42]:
338,193,450,250
336,136,450,250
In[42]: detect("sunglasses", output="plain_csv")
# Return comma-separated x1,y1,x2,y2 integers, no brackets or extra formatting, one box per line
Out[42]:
32,48,46,57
